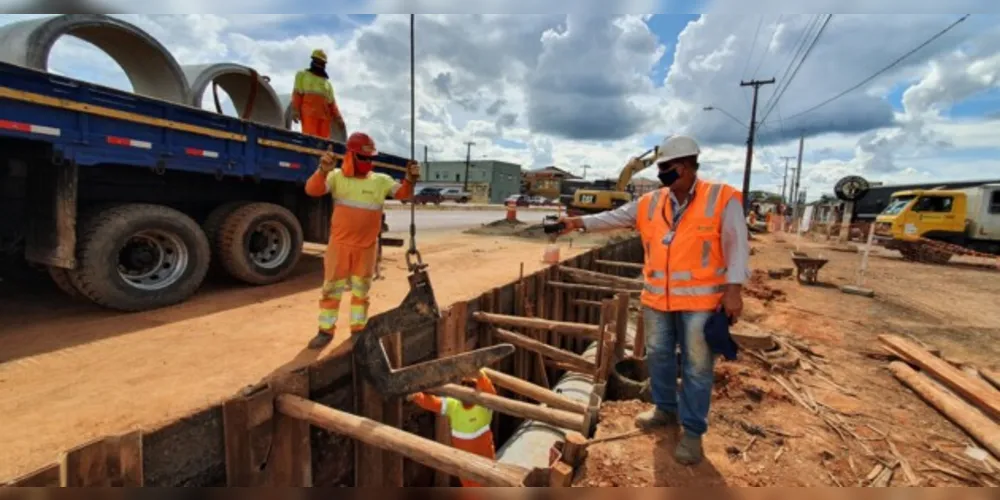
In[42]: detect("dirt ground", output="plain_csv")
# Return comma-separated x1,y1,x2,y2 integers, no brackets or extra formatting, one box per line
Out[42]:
576,232,1000,487
0,228,623,481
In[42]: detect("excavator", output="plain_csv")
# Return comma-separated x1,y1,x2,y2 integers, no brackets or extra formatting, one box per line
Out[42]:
567,147,658,215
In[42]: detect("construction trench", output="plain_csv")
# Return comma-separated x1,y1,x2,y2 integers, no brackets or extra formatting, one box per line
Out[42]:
4,237,655,487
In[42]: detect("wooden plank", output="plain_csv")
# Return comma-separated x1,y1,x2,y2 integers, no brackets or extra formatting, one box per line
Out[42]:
60,431,143,487
613,292,630,361
634,309,646,359
267,370,312,486
879,335,1000,420
561,432,588,467
982,368,1000,391
559,266,643,289
429,384,586,432
482,368,587,414
549,462,574,487
595,259,644,271
6,464,60,486
514,281,527,385
473,312,601,339
492,327,597,375
383,333,405,487
355,361,384,487
888,362,1000,460
278,394,528,487
594,300,616,385
223,390,260,486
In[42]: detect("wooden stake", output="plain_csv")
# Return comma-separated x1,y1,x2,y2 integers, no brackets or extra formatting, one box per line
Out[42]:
549,462,574,487
277,394,528,487
492,327,597,375
482,368,587,414
60,431,143,487
383,332,404,487
429,384,587,432
634,308,646,359
613,292,629,361
561,431,589,466
888,362,1000,460
473,312,601,339
880,335,1000,420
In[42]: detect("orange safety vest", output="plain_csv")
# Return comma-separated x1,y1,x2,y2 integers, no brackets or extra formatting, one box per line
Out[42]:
636,180,740,312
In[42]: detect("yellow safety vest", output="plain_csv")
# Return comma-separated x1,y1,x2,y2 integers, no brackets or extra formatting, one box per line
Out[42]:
442,397,493,440
293,70,335,118
325,169,399,247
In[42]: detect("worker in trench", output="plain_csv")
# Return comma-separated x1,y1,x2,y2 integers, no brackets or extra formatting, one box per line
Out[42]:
304,132,419,349
555,135,749,465
407,369,498,487
291,49,346,140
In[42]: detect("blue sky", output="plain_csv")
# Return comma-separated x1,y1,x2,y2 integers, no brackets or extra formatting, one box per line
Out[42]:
1,12,998,199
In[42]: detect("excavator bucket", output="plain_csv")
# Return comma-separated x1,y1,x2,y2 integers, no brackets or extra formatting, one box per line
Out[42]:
354,267,515,398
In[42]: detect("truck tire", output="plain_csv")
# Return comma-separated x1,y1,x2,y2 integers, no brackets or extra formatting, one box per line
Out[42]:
68,204,211,311
216,202,303,285
48,266,84,300
203,201,249,276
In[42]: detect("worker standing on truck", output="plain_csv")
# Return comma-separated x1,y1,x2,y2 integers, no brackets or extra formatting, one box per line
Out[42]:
303,132,419,349
407,369,497,487
554,135,750,466
291,49,346,139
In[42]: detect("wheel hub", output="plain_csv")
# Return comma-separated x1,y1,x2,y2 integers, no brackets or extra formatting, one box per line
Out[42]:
248,221,292,270
116,230,188,291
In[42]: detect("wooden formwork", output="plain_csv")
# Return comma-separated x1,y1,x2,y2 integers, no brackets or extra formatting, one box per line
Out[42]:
4,236,644,487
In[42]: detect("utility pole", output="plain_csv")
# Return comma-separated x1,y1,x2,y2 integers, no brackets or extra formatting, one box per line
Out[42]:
580,164,590,179
739,78,776,215
779,155,796,204
791,132,805,227
423,145,429,180
463,141,475,190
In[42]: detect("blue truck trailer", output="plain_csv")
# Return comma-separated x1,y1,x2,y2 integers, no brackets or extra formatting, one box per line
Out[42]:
0,60,410,311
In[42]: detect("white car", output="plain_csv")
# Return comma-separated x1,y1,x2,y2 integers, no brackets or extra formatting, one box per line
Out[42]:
438,187,471,203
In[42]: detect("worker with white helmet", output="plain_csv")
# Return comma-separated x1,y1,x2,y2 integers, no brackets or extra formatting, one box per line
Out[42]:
556,135,750,465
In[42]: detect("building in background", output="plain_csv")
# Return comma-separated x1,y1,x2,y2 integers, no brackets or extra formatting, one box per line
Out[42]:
418,160,521,204
522,166,580,200
629,178,660,197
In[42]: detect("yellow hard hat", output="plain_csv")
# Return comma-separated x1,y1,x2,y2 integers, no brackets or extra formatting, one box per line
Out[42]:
311,49,327,62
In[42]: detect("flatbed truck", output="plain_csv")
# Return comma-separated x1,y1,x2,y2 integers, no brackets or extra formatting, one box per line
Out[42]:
0,60,409,311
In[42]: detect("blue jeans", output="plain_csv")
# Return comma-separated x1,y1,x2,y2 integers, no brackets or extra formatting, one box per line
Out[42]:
643,307,715,437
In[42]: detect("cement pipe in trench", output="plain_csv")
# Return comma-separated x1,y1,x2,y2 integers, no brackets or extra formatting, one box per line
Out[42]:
0,14,189,104
183,63,285,128
496,323,637,470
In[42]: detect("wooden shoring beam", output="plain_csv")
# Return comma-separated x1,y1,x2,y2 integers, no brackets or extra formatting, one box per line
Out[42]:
595,259,644,271
428,383,587,433
59,431,143,487
482,368,588,414
472,311,600,339
558,266,643,290
548,281,641,296
277,394,529,487
492,327,597,376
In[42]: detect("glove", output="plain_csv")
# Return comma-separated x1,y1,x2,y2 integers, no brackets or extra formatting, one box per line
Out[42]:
318,145,336,173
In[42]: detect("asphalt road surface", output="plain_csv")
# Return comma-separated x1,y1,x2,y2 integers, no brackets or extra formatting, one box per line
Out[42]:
383,208,554,235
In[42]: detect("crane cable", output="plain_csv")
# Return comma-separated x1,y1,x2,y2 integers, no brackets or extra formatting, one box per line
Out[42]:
780,14,971,123
406,14,424,273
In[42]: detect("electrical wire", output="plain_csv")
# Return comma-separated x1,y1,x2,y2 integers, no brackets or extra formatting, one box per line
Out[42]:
750,14,782,81
741,16,765,109
759,14,820,115
759,14,833,126
780,14,971,123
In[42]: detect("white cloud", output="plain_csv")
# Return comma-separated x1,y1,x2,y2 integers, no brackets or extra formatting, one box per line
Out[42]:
2,10,999,201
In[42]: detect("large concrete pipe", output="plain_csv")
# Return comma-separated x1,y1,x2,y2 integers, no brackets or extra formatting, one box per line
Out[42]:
0,14,188,104
183,63,285,129
279,92,348,142
496,325,636,470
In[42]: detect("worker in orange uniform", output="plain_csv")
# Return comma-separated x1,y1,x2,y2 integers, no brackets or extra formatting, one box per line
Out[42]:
407,369,497,487
555,135,750,466
303,132,419,349
291,49,346,139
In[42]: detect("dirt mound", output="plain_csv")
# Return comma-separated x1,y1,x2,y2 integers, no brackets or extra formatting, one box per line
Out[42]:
745,269,786,302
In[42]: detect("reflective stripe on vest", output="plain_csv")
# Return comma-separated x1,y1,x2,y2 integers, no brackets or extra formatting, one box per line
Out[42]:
327,170,395,210
636,181,738,312
294,70,334,102
443,397,493,440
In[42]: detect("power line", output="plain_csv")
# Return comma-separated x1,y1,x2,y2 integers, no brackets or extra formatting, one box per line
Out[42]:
759,14,833,126
751,14,783,81
741,16,765,109
780,14,971,123
759,14,821,115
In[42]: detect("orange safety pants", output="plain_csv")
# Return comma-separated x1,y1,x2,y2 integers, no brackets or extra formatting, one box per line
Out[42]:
318,242,377,335
452,431,496,487
301,113,331,139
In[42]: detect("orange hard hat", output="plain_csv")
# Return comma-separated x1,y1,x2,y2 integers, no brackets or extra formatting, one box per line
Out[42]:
346,132,377,157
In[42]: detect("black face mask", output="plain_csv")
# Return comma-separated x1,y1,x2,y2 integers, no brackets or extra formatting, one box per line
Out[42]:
658,168,680,187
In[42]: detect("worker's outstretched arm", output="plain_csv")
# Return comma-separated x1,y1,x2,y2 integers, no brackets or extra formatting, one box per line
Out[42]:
408,392,445,414
720,196,750,323
305,147,337,197
558,200,638,235
390,160,421,200
475,369,497,396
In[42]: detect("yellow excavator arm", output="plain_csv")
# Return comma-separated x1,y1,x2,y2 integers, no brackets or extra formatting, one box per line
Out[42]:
614,147,659,192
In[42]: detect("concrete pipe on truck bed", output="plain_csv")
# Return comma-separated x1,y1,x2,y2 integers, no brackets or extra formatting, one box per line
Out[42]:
183,63,285,129
496,324,636,470
0,14,189,104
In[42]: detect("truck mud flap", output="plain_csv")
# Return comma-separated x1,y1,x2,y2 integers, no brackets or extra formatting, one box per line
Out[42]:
354,269,514,398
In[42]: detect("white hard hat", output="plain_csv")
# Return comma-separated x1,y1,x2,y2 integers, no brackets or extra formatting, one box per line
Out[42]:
655,135,701,164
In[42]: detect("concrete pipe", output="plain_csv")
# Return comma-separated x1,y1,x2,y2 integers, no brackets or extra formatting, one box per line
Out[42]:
184,63,285,129
0,14,189,104
496,324,636,471
278,92,348,142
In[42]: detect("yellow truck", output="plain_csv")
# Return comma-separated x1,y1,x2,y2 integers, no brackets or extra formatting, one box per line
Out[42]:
568,148,658,215
874,183,1000,263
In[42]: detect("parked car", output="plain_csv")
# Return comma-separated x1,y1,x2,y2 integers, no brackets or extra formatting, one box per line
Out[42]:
528,196,556,206
439,187,472,203
404,187,443,205
505,194,530,207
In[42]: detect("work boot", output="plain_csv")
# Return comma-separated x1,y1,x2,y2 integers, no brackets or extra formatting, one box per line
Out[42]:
634,408,678,430
307,331,333,349
674,433,704,465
